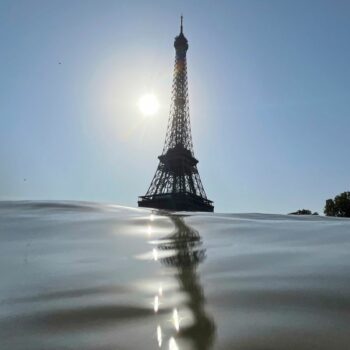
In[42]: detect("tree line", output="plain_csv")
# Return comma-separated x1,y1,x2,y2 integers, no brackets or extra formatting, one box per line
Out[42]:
289,191,350,217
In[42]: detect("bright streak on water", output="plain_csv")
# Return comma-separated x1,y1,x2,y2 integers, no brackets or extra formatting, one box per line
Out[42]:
173,308,180,332
154,295,159,313
157,325,162,347
169,337,179,350
152,248,158,261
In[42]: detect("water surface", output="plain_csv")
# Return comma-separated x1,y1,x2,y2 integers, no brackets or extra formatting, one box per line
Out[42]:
1,201,350,350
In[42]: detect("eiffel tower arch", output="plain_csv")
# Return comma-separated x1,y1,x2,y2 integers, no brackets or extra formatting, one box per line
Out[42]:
138,17,214,212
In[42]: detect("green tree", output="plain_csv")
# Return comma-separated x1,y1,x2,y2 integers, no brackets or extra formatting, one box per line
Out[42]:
289,209,312,215
324,192,350,217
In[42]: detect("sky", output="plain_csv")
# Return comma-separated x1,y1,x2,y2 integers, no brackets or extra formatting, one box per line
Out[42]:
1,0,350,213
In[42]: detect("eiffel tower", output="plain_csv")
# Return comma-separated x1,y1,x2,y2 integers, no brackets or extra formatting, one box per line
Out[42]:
138,17,214,212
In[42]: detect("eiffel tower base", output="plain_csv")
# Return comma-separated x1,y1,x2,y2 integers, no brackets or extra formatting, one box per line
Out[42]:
138,193,214,212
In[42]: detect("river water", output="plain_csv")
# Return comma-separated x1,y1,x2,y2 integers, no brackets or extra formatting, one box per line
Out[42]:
1,201,350,350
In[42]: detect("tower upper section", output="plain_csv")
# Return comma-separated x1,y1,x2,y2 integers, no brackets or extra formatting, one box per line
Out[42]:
174,16,188,56
162,15,194,154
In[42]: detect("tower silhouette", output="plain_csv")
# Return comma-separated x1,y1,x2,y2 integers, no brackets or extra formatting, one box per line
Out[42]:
138,17,214,212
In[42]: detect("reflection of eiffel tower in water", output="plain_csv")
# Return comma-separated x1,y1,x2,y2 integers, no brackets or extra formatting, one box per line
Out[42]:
157,215,216,349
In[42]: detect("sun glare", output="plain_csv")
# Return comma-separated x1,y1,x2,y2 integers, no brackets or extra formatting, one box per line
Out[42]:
138,93,159,116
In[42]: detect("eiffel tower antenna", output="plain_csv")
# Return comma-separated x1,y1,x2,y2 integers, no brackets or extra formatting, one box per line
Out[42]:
138,18,214,212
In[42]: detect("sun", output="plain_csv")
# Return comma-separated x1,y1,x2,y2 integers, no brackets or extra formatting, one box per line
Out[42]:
138,93,159,116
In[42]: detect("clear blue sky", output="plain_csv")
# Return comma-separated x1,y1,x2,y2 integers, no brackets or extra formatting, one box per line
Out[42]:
1,0,349,213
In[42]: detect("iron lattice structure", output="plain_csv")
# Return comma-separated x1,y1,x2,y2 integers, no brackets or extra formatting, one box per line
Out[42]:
138,18,214,212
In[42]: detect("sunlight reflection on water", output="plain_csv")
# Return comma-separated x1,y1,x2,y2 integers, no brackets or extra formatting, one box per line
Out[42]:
169,337,179,350
153,295,159,313
157,325,162,347
152,248,158,261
